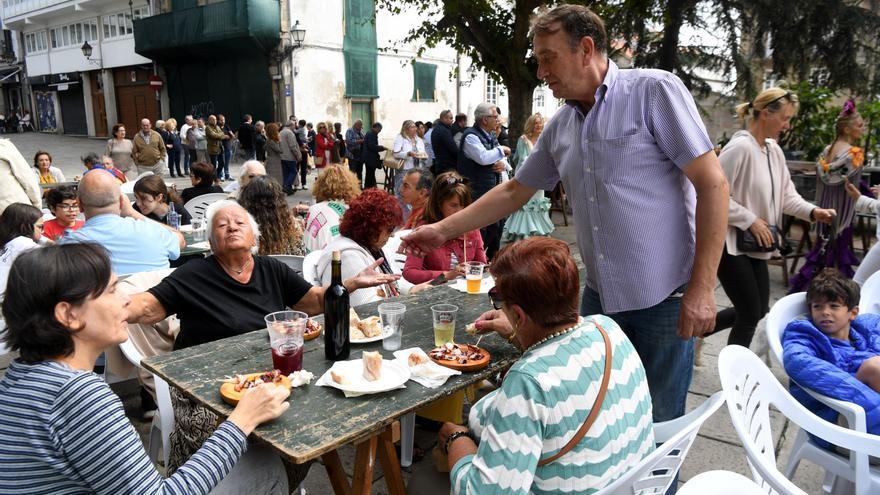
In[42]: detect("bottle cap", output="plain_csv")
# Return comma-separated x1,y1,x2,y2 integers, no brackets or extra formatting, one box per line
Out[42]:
332,250,341,261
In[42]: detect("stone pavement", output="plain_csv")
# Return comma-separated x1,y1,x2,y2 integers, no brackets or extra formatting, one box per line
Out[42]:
4,132,829,493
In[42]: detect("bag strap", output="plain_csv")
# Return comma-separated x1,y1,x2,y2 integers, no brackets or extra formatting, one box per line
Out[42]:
537,320,613,467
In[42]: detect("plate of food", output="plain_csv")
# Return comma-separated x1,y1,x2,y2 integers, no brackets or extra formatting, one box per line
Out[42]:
349,309,392,343
428,343,491,372
220,370,292,406
304,318,322,341
323,351,411,394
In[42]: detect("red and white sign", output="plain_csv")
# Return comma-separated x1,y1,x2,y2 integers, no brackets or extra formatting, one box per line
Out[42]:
148,75,164,91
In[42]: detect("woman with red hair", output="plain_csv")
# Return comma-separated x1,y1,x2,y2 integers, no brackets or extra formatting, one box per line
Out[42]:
316,188,404,306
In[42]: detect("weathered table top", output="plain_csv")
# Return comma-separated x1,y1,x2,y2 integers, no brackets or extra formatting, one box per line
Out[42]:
142,284,520,464
180,231,210,257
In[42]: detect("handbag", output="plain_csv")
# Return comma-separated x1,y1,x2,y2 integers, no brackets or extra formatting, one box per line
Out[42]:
537,319,612,467
313,155,325,167
735,147,787,253
383,150,405,170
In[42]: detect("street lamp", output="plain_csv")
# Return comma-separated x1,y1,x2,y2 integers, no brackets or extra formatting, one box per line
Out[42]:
81,41,101,66
291,20,306,48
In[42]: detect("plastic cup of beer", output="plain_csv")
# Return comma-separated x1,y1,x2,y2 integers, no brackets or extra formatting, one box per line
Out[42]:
465,261,486,294
265,310,307,376
431,304,458,346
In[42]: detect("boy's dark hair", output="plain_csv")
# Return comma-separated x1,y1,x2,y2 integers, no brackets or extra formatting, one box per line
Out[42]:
806,268,860,308
46,185,78,210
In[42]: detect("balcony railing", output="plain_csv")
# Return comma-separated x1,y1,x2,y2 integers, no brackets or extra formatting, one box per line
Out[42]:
3,0,71,21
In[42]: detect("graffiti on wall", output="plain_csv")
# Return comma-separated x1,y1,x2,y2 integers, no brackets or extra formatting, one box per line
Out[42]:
189,101,215,120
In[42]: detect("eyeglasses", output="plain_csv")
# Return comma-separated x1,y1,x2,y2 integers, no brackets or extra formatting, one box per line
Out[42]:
57,204,79,211
488,286,504,310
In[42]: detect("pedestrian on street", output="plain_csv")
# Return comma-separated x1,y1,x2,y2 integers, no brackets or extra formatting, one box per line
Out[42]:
280,121,302,193
345,120,365,185
333,122,346,165
431,110,458,175
205,115,228,180
179,115,194,175
131,118,166,177
106,123,136,180
296,120,310,189
164,118,183,178
362,122,386,189
191,118,208,164
264,123,284,187
403,4,730,428
314,122,335,168
218,114,235,180
254,120,267,162
237,114,257,161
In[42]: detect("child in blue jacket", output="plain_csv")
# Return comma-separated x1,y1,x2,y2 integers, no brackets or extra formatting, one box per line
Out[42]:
783,268,880,442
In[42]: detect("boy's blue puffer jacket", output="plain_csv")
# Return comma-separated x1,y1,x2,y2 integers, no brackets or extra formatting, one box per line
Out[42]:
783,313,880,447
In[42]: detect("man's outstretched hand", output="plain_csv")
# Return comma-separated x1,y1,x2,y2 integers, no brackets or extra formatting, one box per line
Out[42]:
400,224,448,257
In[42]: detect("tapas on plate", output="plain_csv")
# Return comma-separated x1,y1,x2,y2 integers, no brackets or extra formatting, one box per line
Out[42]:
428,343,491,372
349,309,391,343
304,318,322,341
220,370,292,406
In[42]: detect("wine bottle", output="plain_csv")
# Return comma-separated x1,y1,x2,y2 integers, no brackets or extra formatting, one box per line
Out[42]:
324,250,350,360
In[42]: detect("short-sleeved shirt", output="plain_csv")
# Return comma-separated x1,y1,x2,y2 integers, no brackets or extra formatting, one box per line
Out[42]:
41,218,84,241
515,59,713,313
60,214,180,276
149,255,312,349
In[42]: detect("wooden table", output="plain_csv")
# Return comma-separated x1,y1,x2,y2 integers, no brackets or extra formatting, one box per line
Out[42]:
142,284,520,494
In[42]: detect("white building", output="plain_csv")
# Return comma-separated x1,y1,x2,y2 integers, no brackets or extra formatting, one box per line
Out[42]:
2,0,170,136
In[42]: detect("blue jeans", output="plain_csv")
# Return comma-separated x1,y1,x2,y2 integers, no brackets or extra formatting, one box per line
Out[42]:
182,147,191,174
580,285,693,423
281,159,298,189
209,153,225,179
222,143,233,178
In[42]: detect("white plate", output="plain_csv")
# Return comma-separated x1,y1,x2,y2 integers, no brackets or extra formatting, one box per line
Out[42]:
451,276,496,294
350,325,393,344
178,224,193,232
322,358,410,394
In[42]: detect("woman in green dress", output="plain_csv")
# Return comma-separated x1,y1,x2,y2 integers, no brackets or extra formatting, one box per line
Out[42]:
502,113,554,241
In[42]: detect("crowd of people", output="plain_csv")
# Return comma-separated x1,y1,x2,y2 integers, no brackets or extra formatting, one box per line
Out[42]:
0,3,879,495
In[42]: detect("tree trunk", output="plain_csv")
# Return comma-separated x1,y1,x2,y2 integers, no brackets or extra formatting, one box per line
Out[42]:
504,79,533,146
657,0,693,73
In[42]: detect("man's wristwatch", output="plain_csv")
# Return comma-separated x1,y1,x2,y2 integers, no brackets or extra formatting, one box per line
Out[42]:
444,430,476,454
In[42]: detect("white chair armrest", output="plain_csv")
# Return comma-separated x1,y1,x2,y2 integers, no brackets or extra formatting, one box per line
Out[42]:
800,385,868,433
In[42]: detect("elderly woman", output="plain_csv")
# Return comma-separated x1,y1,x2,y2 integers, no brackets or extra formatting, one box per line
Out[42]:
239,175,305,256
127,200,395,475
441,237,655,494
0,243,292,494
303,166,361,253
317,188,404,306
391,120,427,195
225,159,266,198
33,150,65,185
107,123,136,180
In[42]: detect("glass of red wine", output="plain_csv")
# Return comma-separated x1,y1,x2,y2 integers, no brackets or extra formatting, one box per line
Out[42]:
265,310,307,376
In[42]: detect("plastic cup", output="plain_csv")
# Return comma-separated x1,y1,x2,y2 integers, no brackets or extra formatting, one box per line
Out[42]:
265,310,307,375
378,302,406,351
191,218,207,243
431,304,458,346
465,262,486,294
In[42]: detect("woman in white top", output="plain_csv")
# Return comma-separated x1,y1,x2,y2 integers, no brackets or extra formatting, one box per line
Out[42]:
32,151,65,185
391,120,426,196
106,124,136,180
303,165,361,253
708,87,835,348
0,203,44,300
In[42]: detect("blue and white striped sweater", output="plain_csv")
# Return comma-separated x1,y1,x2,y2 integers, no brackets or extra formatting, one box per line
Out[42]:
451,316,654,494
0,360,247,494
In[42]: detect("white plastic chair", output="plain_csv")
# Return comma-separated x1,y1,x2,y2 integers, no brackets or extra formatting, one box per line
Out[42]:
301,250,322,285
183,192,228,220
678,471,767,494
859,270,880,314
766,292,871,494
596,391,725,494
269,254,304,274
718,346,880,495
383,229,411,273
118,339,175,469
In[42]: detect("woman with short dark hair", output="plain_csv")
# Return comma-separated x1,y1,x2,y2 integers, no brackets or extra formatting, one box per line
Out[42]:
0,202,43,299
181,161,223,204
106,123,136,180
133,174,192,226
440,237,655,494
0,243,292,494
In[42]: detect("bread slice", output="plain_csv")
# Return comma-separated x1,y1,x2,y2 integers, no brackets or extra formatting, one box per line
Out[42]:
408,352,429,367
362,351,382,381
357,316,383,337
330,370,349,385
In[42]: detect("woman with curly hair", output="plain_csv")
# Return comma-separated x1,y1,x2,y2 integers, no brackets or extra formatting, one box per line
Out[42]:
303,166,361,253
316,188,403,306
238,175,305,256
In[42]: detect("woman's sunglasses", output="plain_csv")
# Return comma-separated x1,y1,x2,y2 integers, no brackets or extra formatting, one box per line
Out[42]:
488,286,503,310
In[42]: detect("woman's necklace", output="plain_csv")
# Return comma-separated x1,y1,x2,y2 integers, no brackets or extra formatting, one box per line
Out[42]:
218,256,253,275
525,317,582,352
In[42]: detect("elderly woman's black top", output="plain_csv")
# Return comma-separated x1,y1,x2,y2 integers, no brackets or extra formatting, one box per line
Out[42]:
149,255,312,349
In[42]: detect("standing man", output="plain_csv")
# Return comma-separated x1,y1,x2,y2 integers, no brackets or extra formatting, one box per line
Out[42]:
205,115,227,179
403,4,729,425
431,109,458,174
457,102,512,260
280,121,302,194
452,113,468,147
345,120,366,186
217,114,235,180
296,119,310,190
131,118,166,176
362,122,387,189
237,114,257,161
179,115,194,175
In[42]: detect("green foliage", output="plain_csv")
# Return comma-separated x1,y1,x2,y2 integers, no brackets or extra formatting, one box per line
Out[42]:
777,82,837,160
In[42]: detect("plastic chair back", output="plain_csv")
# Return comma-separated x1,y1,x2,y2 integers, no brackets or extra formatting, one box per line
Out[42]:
596,392,725,495
718,346,880,495
302,250,323,285
765,292,808,368
859,270,880,315
270,254,304,275
678,470,767,495
382,229,410,275
183,192,228,220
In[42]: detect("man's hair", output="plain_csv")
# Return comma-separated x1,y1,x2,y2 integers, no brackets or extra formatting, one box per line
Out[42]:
298,119,306,127
81,152,100,166
372,122,383,130
529,4,607,54
474,102,497,122
405,168,434,192
806,268,860,309
243,114,252,121
454,113,467,124
439,109,453,120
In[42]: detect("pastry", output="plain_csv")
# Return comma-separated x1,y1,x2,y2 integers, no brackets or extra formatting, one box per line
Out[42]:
362,351,383,381
357,316,382,338
408,352,429,367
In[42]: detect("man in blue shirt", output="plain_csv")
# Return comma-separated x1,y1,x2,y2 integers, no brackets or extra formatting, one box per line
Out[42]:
61,170,184,276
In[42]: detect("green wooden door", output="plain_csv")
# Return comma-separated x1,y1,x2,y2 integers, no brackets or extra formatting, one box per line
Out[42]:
351,101,373,129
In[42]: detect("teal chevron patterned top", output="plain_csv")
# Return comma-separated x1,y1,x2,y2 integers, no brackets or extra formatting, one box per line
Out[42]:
451,315,655,494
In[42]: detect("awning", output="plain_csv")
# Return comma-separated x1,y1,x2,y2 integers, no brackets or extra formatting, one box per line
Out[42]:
0,67,21,83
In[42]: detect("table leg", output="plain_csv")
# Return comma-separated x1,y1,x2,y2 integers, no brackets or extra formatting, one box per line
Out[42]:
377,425,407,495
321,450,352,495
351,436,378,495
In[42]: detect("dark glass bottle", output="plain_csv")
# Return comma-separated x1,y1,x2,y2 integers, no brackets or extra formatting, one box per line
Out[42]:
324,250,350,360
